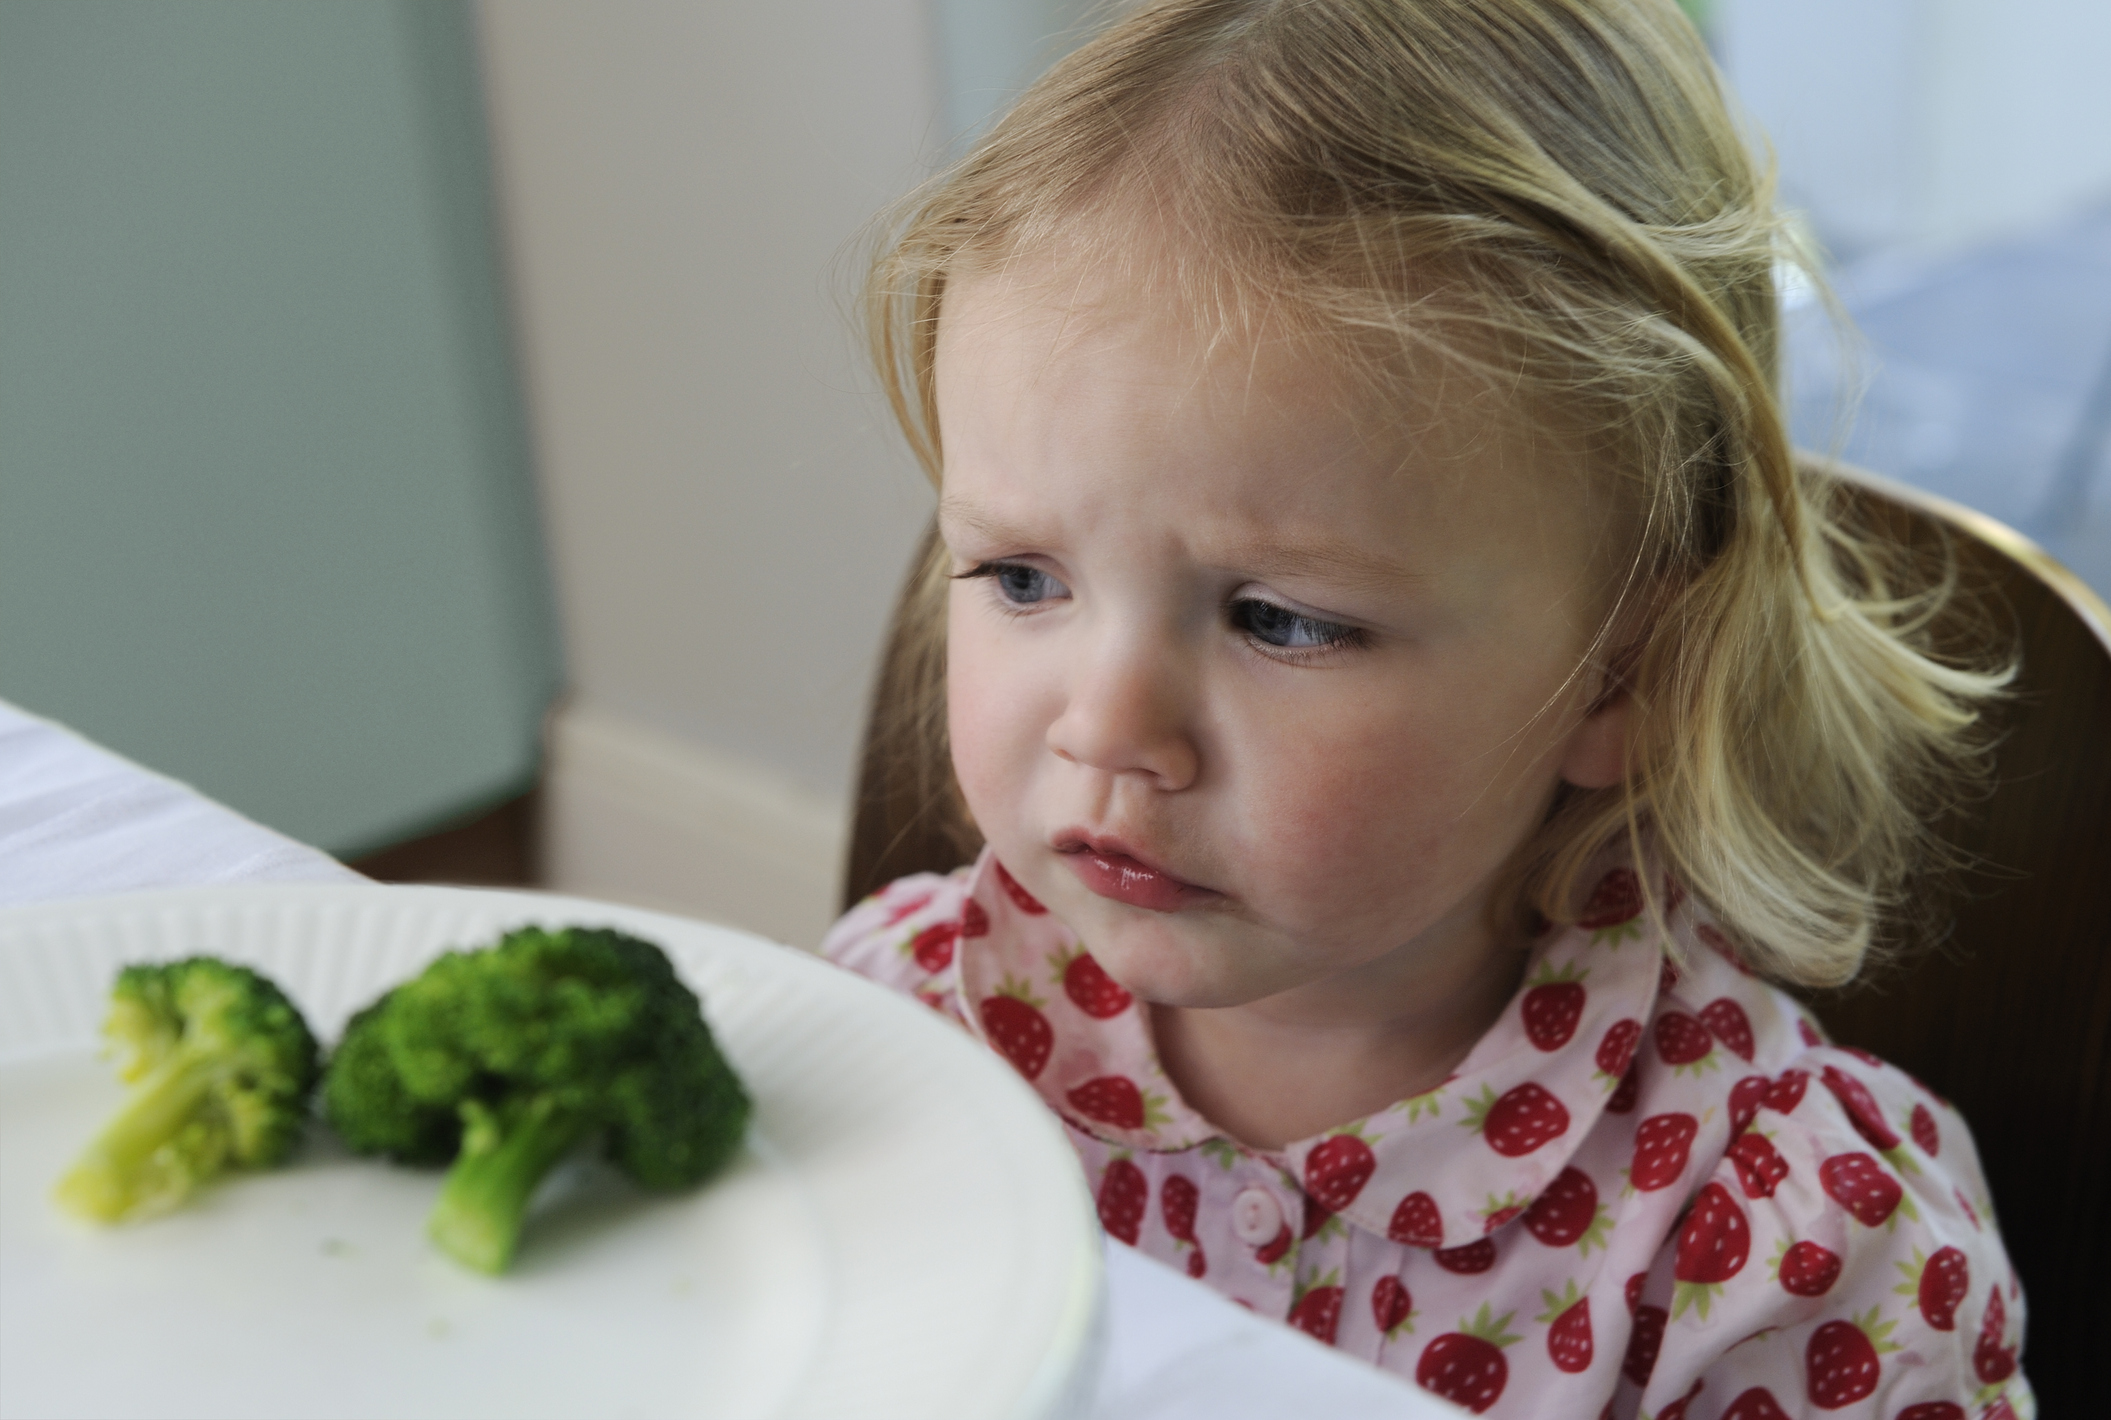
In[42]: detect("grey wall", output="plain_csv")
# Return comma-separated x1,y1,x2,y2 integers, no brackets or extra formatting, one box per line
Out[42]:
0,1,560,855
478,1,945,810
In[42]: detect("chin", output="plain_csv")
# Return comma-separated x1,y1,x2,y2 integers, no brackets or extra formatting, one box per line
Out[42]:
1078,924,1276,1011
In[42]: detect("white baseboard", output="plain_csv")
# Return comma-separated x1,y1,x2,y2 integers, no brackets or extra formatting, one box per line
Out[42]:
541,702,846,950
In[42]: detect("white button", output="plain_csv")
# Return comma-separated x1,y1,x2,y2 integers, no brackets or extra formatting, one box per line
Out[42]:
1230,1187,1283,1245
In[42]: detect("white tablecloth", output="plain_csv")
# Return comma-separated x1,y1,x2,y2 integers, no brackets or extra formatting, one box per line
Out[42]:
0,697,1445,1419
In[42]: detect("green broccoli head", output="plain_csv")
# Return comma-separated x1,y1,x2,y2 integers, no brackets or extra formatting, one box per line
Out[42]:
55,957,320,1223
320,926,750,1273
320,994,460,1166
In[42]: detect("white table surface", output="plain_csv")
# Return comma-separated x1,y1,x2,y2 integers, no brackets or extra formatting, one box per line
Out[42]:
0,697,1446,1420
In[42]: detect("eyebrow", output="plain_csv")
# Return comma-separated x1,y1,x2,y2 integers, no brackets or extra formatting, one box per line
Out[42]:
937,496,1428,595
1219,539,1430,595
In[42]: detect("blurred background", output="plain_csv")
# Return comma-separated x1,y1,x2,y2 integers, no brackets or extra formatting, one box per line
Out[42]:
3,0,2107,946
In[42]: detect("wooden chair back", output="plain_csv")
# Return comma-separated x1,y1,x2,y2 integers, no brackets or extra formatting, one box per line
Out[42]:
1806,459,2110,1414
842,466,2111,1411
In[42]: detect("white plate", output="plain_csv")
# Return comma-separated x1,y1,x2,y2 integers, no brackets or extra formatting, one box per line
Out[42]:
0,885,1104,1420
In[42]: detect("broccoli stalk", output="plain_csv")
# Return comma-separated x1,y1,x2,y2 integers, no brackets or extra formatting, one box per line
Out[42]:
427,1096,588,1273
323,926,750,1274
55,958,320,1223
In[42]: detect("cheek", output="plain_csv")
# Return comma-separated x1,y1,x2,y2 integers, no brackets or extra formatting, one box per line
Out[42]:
1239,716,1450,867
944,599,1042,834
1229,679,1564,901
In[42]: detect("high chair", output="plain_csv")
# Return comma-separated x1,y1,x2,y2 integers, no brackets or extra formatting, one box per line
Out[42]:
842,458,2111,1413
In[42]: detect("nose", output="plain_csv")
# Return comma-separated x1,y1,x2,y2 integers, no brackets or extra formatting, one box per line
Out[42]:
1044,633,1200,791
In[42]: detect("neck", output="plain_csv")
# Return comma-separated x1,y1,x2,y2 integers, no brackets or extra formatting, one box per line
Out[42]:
1149,911,1529,1152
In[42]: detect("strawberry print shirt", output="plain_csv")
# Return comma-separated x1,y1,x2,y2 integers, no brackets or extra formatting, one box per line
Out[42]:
822,851,2036,1419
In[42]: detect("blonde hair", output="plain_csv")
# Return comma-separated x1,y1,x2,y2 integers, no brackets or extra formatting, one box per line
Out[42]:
862,0,2006,987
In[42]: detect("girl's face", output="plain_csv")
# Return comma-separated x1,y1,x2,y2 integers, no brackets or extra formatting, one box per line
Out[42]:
934,257,1633,1012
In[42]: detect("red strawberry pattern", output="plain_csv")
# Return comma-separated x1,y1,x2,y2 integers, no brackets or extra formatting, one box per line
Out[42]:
1097,1157,1146,1245
1775,1239,1844,1297
1478,1197,1523,1231
1672,1181,1751,1319
1623,1302,1666,1386
1435,1237,1498,1274
907,920,959,971
1520,963,1587,1050
1720,1388,1790,1420
881,888,936,926
1806,1308,1897,1408
1728,1073,1771,1134
980,985,1053,1079
1521,1167,1610,1254
1577,868,1644,935
1416,1305,1520,1414
1304,1133,1377,1211
1161,1174,1198,1243
1897,1245,1968,1330
1066,1075,1158,1130
1052,943,1133,1019
1821,1152,1904,1227
820,854,2034,1416
1823,1065,1902,1152
1255,1222,1293,1266
1464,1082,1570,1157
1700,997,1756,1061
993,858,1047,913
1954,1187,1981,1230
1535,1281,1592,1372
1973,1286,2018,1383
1630,1112,1699,1191
1605,1059,1642,1114
1372,1274,1416,1336
1727,1130,1789,1198
1289,1277,1344,1345
1389,1190,1443,1248
1766,1068,1810,1113
1657,1378,1705,1420
1595,1017,1643,1078
1163,1174,1207,1277
1654,1011,1716,1069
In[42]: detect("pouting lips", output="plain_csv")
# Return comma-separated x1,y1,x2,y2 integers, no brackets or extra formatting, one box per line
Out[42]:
1055,835,1219,913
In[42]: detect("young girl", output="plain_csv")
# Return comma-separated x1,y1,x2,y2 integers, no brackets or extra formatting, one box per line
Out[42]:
824,1,2032,1414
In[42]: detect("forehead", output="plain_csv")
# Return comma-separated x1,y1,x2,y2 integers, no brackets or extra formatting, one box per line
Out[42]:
933,251,1603,552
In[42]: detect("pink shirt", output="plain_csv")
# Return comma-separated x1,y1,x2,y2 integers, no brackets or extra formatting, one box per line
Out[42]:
822,850,2035,1419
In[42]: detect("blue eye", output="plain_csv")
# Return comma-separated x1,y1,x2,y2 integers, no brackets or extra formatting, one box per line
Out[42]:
958,561,1068,607
997,565,1060,604
1232,598,1356,650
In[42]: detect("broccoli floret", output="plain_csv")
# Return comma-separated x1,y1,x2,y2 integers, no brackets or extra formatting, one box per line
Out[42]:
54,957,320,1223
320,994,461,1165
321,926,750,1273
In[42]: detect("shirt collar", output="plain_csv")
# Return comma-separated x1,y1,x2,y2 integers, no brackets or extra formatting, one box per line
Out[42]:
951,846,1666,1250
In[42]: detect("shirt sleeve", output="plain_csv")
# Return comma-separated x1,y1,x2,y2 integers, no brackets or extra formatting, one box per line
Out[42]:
1633,1047,2034,1419
819,868,975,1026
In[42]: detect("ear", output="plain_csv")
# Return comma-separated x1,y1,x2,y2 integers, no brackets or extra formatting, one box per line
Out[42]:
1558,685,1632,791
